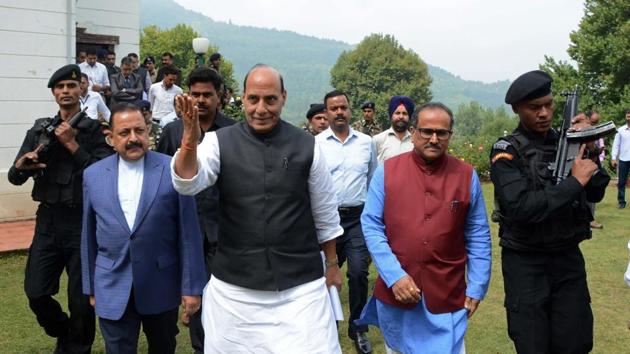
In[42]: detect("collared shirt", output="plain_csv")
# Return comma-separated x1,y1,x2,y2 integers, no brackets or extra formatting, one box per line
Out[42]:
372,127,413,163
316,127,377,207
78,62,110,91
148,70,157,84
612,125,630,161
171,130,343,244
80,91,111,122
148,81,183,121
117,156,144,230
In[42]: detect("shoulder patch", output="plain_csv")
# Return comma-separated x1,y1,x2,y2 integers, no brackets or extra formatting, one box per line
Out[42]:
493,140,511,151
492,152,514,164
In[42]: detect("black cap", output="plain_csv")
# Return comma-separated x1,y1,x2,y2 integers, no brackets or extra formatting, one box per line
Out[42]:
505,70,553,104
361,101,375,110
143,56,155,65
134,100,151,112
209,53,221,61
306,103,326,119
48,64,81,88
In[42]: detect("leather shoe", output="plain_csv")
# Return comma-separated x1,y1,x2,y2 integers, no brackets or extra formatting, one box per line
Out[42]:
353,332,373,354
590,221,603,229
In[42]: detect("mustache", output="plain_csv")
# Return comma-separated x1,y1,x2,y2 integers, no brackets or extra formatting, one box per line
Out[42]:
335,114,345,120
125,141,143,149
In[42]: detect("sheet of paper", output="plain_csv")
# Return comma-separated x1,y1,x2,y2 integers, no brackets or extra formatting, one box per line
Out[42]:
328,285,344,321
321,251,344,321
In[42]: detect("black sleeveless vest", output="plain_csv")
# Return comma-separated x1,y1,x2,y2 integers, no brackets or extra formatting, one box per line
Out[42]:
212,120,323,290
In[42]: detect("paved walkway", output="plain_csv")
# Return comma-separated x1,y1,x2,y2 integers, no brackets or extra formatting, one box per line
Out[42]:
0,219,34,253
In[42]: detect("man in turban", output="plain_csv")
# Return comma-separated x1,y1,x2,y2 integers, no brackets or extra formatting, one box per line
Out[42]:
372,96,415,163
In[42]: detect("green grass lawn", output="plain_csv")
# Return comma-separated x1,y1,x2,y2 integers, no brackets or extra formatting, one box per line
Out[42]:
1,184,629,353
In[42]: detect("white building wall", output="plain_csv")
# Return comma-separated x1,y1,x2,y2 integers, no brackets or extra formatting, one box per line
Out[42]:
0,0,138,221
76,0,140,59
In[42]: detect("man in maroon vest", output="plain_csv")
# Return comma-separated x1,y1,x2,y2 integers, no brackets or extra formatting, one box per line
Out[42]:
357,102,492,354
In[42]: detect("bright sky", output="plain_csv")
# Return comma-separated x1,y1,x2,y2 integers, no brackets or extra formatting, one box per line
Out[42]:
175,0,584,83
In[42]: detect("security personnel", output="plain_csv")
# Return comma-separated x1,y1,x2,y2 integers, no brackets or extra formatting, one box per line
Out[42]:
303,103,328,136
352,101,382,136
490,70,609,354
8,64,112,353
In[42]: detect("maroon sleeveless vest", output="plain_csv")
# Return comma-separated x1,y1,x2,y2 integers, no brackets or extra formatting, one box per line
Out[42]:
373,151,472,313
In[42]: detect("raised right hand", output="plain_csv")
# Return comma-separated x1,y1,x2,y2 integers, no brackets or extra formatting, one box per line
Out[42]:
15,144,46,170
177,94,200,146
571,144,599,186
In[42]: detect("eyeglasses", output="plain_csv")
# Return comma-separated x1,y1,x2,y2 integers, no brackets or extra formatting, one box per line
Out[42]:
415,128,452,140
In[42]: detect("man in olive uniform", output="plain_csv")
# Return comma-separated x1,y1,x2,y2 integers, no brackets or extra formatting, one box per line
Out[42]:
352,101,382,136
8,64,112,353
490,70,609,354
302,103,329,136
135,100,162,151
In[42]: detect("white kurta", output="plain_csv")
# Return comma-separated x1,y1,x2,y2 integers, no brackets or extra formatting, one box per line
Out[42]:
171,128,344,353
203,277,341,353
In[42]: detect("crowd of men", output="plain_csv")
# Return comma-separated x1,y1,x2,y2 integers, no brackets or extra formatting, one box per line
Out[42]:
8,47,625,353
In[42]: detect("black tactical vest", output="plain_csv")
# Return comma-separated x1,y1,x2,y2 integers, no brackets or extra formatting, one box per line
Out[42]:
212,120,323,291
497,131,591,251
30,116,101,206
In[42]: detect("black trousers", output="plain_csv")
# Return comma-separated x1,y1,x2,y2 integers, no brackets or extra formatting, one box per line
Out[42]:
337,206,370,338
502,246,593,354
25,205,95,354
99,290,179,354
188,242,217,354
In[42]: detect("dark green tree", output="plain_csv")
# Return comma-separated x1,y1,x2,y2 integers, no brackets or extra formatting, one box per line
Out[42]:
539,55,585,125
330,34,432,127
140,24,237,93
541,0,630,124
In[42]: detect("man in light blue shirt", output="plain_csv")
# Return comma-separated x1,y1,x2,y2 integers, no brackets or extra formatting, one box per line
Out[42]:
316,90,377,354
611,109,630,208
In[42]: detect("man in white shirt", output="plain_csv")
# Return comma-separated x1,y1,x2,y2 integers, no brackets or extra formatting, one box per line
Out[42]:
148,66,182,126
612,109,630,208
372,96,415,163
316,90,377,354
79,73,110,122
171,64,343,353
78,48,110,94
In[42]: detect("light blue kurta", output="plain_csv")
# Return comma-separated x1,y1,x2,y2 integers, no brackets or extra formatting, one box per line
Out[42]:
357,164,492,354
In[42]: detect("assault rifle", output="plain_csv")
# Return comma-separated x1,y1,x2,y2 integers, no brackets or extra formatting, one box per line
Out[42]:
36,108,87,163
549,89,616,183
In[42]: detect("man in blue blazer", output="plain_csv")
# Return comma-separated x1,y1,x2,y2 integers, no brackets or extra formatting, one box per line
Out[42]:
81,103,206,353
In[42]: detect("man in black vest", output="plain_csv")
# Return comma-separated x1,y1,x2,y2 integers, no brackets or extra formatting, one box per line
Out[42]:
171,64,343,353
157,67,235,354
490,70,609,354
8,64,113,353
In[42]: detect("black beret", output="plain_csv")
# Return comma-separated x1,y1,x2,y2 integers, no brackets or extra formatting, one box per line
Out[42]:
48,64,81,88
505,70,553,104
134,100,151,112
306,103,326,119
209,53,221,61
361,101,375,110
